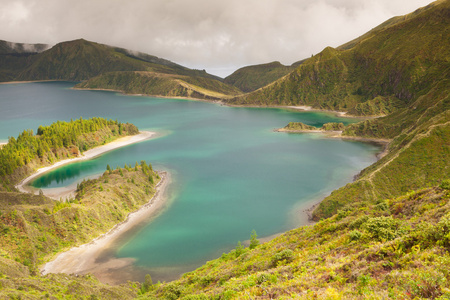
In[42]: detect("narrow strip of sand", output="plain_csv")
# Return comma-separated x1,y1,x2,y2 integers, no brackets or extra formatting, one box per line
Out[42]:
15,131,156,199
40,172,171,284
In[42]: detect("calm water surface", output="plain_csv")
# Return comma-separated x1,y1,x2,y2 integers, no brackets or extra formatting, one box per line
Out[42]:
0,82,380,281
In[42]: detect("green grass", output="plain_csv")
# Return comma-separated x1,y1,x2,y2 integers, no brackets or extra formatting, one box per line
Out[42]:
76,71,242,100
224,61,295,93
140,184,450,299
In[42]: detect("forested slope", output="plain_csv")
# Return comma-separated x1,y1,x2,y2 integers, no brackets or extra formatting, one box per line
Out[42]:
0,118,138,191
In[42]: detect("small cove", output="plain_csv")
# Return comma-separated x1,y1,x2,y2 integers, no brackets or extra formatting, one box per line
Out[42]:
0,82,381,282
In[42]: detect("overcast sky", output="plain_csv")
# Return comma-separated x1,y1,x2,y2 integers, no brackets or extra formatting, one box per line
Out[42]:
0,0,433,77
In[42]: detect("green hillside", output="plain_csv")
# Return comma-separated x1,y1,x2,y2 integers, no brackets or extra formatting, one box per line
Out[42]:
0,163,159,299
14,39,215,82
75,71,242,100
0,39,244,99
224,61,295,93
0,39,231,97
227,0,449,116
142,183,450,299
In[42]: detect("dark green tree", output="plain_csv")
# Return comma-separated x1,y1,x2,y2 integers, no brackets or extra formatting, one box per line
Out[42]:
141,274,153,293
249,230,259,249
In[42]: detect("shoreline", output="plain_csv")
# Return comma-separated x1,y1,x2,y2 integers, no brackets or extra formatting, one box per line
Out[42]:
72,86,233,103
276,128,391,159
223,103,378,119
1,81,384,120
40,171,171,285
283,105,379,119
0,80,68,85
2,81,381,120
15,131,156,200
276,128,391,223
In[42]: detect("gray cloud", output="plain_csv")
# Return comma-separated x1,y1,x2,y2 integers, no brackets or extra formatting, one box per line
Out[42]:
0,0,433,77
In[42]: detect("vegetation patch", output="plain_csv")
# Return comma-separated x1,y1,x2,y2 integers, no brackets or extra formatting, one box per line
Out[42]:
143,185,450,299
0,117,138,190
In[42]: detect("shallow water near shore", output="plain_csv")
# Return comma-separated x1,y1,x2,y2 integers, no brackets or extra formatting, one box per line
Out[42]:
0,82,380,282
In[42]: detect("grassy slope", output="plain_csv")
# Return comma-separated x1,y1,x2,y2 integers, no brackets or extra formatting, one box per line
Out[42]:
0,164,160,299
14,39,178,81
75,71,242,100
279,122,345,132
142,183,450,299
224,62,295,93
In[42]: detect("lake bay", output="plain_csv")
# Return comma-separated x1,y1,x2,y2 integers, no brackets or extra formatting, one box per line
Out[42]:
0,82,380,282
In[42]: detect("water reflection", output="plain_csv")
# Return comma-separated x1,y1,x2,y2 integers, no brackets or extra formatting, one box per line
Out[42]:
32,161,97,188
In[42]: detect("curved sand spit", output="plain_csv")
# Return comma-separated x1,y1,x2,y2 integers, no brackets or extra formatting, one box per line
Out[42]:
8,130,171,284
15,131,155,200
40,172,170,285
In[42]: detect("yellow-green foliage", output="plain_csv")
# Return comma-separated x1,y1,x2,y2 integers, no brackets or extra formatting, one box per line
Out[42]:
282,122,318,131
314,112,450,220
143,185,450,299
0,162,159,299
321,122,345,131
348,96,403,116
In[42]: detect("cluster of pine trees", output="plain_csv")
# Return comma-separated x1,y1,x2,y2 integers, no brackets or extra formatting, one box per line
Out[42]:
0,117,138,176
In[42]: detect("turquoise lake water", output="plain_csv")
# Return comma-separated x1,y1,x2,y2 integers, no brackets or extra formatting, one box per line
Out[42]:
0,82,380,281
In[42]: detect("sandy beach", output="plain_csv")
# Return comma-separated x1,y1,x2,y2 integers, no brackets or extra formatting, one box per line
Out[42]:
40,172,171,285
15,131,155,200
286,105,359,118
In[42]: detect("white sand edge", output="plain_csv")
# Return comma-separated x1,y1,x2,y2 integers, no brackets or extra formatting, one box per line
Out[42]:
15,131,155,199
40,172,170,284
287,105,348,117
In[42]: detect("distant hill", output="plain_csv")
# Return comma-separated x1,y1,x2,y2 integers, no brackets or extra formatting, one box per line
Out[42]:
224,61,295,93
0,39,218,81
0,39,237,98
75,71,242,100
0,40,49,55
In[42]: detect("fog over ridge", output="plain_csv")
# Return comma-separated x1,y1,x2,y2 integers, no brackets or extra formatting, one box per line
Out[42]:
0,0,433,77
